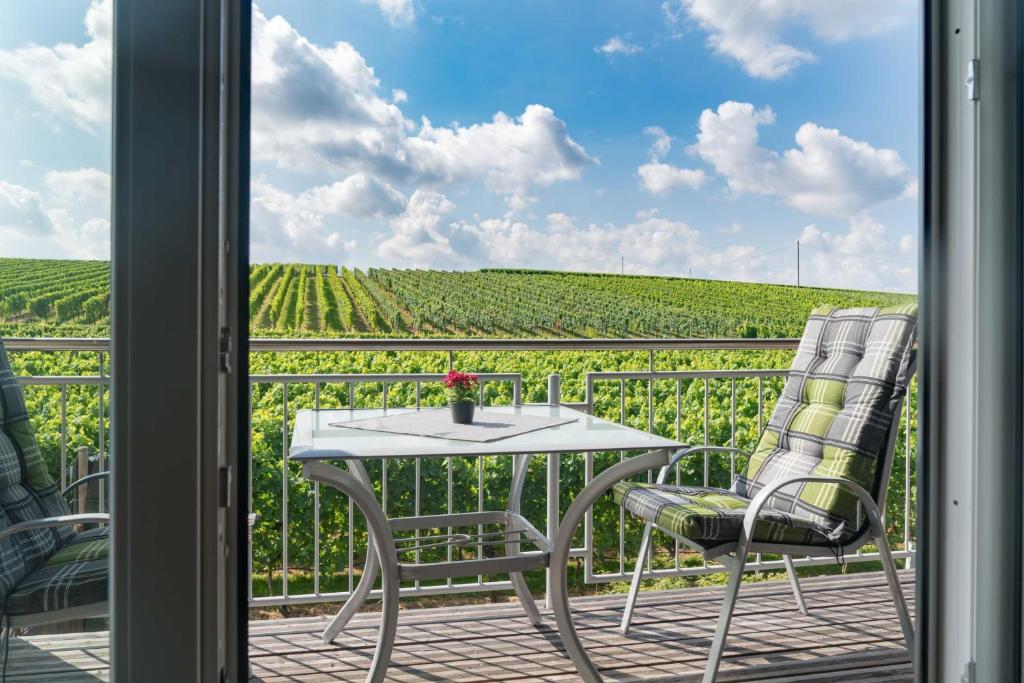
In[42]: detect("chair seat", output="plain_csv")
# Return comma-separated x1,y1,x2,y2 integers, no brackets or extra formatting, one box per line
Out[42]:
5,526,108,616
612,482,847,549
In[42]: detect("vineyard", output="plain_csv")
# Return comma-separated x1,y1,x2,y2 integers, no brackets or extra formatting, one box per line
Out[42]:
3,257,919,602
1,258,914,339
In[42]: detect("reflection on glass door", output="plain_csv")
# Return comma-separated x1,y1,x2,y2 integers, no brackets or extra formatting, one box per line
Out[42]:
0,0,112,678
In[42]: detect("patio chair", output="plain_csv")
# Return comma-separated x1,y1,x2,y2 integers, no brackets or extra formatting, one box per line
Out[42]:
0,339,109,672
614,305,917,682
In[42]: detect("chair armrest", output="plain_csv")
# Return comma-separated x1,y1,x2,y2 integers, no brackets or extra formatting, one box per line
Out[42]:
740,476,880,546
62,471,110,496
0,514,110,543
657,446,753,484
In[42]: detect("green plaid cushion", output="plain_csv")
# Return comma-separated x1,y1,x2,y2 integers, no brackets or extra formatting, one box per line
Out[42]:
733,304,917,542
612,482,838,547
0,339,74,605
4,527,108,615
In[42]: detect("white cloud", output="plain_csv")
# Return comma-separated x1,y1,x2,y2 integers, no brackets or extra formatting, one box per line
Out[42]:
644,126,673,160
44,168,110,209
407,105,595,198
691,101,915,216
0,0,111,130
663,0,916,79
250,174,407,262
637,126,706,194
595,36,643,58
301,173,407,218
453,210,717,275
638,163,706,194
250,7,411,175
251,8,593,201
378,190,458,266
361,0,415,26
0,170,111,259
798,215,916,291
391,88,408,104
0,182,52,236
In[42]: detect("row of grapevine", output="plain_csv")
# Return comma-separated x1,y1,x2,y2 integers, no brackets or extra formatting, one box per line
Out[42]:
341,268,383,331
1,259,914,339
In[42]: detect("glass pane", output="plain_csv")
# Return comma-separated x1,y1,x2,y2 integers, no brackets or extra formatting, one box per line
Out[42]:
245,2,920,679
0,0,112,677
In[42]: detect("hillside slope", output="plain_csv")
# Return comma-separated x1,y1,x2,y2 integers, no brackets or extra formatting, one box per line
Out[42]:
0,258,914,338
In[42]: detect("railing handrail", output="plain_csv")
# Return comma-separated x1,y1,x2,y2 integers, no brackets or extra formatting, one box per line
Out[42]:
3,336,801,353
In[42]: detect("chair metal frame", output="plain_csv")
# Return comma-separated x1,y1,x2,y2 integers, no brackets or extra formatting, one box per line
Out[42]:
550,362,916,683
0,471,110,660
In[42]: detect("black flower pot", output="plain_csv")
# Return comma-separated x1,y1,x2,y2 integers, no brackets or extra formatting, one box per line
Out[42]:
450,401,475,424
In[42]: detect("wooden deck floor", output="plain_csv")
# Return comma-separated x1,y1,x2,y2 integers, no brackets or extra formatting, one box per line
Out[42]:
11,570,914,682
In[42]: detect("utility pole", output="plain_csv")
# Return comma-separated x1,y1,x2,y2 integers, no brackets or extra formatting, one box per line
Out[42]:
796,240,801,287
621,255,624,275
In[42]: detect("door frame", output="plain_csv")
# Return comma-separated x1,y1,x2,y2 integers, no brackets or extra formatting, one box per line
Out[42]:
111,0,250,680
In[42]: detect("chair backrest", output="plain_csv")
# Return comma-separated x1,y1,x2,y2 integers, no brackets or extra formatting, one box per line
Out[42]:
0,339,72,602
733,305,918,542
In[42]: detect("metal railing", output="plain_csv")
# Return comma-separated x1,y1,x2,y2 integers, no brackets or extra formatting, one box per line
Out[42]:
8,337,916,609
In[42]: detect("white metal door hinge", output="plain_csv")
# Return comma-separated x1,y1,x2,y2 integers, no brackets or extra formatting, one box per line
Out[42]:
961,660,975,683
965,59,979,101
219,326,232,373
218,465,232,509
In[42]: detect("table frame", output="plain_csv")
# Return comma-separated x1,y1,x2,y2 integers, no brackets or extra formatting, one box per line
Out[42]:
292,407,679,683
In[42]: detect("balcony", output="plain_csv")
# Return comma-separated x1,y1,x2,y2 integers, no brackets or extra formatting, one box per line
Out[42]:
7,336,917,681
16,570,913,682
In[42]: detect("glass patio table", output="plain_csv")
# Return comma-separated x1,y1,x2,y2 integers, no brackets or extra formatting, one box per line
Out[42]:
289,404,683,683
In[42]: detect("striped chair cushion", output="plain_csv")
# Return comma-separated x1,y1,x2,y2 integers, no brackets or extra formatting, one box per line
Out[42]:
0,340,74,604
733,304,917,542
614,305,916,548
612,482,839,548
5,526,108,615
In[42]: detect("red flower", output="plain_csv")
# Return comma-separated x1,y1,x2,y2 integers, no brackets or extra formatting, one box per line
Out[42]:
443,370,479,389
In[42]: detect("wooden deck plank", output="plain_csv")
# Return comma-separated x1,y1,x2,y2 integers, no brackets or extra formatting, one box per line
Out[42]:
8,570,914,682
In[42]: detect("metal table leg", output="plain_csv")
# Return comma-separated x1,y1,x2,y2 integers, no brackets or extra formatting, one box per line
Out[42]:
302,461,400,683
320,460,381,643
507,452,543,625
549,449,670,683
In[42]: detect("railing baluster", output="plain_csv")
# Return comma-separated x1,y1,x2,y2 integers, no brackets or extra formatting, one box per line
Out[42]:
281,382,289,599
904,390,913,567
97,351,105,514
60,385,67,491
730,378,737,483
447,454,453,588
674,379,681,570
478,454,484,584
703,378,710,487
314,382,321,596
415,381,421,587
703,378,709,571
248,383,255,602
348,497,354,594
382,383,388,515
755,377,763,567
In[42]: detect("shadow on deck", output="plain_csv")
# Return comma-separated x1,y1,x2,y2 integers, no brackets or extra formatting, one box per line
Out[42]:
8,570,914,682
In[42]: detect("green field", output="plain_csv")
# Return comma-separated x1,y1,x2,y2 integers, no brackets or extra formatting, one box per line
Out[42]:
2,257,918,604
1,257,913,339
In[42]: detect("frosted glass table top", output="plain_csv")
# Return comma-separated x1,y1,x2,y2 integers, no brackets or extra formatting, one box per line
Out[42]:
289,404,683,460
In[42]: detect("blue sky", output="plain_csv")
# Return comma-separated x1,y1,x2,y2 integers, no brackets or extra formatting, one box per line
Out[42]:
0,0,920,291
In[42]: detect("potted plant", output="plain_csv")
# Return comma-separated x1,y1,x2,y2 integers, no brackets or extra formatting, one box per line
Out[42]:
443,370,478,424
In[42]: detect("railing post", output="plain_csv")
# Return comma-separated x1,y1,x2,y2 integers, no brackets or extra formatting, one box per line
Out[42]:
548,373,561,406
77,446,90,515
546,373,561,608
